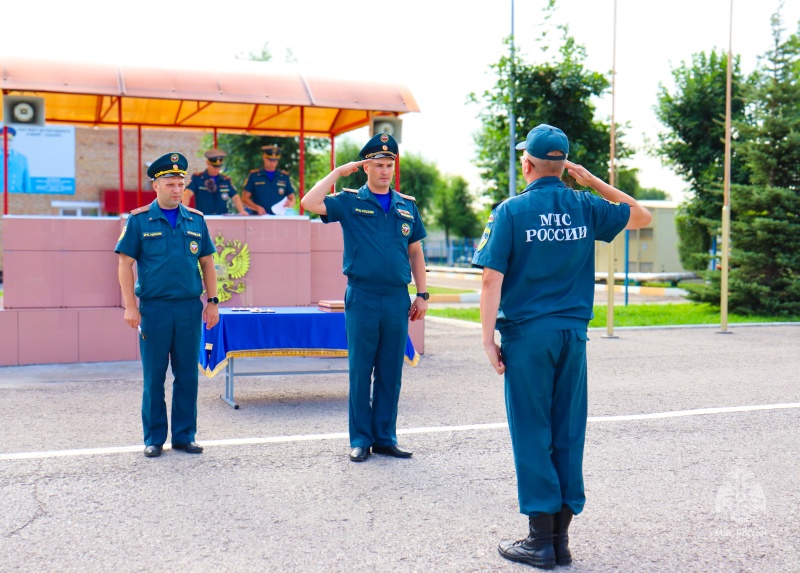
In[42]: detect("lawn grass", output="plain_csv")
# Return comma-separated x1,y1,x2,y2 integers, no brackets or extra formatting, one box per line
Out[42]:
427,302,800,327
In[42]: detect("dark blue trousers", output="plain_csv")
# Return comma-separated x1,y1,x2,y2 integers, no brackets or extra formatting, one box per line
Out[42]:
344,285,410,448
501,328,589,516
138,297,203,446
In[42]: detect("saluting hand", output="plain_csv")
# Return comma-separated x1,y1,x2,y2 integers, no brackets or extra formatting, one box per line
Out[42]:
338,159,371,178
565,160,595,188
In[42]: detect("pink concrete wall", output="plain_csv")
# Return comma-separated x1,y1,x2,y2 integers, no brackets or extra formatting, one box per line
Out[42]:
0,215,425,366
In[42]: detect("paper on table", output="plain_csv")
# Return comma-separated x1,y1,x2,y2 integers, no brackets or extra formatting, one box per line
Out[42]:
270,197,289,215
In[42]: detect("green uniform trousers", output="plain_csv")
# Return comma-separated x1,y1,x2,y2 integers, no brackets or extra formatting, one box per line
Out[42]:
344,284,410,448
501,327,589,516
139,297,203,446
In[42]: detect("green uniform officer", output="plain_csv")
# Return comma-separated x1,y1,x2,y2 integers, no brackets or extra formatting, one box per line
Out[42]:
183,149,249,215
241,144,296,215
116,152,220,458
474,124,652,569
301,133,429,463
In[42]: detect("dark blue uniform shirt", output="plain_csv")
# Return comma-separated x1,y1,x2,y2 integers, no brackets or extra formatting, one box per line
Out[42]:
243,169,295,214
187,170,238,215
322,185,426,290
115,201,216,300
472,176,629,332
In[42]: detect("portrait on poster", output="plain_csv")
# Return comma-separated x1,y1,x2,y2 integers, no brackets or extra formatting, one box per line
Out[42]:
1,124,76,194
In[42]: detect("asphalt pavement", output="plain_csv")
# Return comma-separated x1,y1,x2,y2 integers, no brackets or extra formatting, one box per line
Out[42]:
1,321,799,572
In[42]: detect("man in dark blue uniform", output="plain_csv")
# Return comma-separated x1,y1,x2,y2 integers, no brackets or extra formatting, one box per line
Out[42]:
115,152,220,458
242,144,296,215
473,125,652,568
183,149,248,215
301,133,428,463
0,126,31,194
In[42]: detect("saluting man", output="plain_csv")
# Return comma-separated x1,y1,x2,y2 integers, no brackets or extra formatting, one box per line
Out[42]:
241,144,297,215
301,133,429,463
115,152,220,458
183,148,249,215
473,125,652,568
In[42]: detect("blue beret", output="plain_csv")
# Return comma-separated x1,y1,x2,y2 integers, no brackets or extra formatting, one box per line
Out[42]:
516,124,569,161
359,133,398,160
147,152,188,180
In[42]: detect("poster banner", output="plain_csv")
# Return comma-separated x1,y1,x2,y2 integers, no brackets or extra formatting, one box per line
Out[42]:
1,124,76,194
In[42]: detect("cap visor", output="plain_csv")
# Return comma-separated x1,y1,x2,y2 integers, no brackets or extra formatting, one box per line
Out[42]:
515,142,526,150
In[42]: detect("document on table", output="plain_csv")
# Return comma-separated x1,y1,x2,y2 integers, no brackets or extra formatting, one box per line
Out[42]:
270,197,289,215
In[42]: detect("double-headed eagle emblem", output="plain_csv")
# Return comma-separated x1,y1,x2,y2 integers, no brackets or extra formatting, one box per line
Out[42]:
212,231,250,302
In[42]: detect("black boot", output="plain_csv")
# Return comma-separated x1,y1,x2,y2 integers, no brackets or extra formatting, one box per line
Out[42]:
552,505,573,566
498,513,556,569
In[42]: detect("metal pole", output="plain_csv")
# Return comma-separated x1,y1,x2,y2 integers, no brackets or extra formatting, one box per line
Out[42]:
719,0,734,334
508,0,517,198
137,125,142,208
117,97,124,214
330,134,336,194
624,229,629,306
604,0,618,338
3,126,8,215
298,107,305,215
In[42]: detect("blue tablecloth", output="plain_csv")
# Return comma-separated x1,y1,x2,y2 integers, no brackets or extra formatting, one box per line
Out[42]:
200,307,418,377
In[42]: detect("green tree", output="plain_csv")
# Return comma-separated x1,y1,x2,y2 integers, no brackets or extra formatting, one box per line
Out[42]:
653,49,747,269
432,175,482,261
470,22,630,203
688,10,800,315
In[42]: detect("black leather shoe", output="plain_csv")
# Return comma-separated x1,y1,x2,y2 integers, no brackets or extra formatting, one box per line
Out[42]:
171,442,203,454
143,445,162,458
371,444,413,458
349,447,369,462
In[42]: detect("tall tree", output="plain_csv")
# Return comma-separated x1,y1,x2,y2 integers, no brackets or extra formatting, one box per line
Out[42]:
470,22,629,203
653,49,747,269
432,175,482,262
687,9,800,316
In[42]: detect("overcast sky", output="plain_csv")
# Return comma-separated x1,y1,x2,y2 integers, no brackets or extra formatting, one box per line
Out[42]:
2,0,799,202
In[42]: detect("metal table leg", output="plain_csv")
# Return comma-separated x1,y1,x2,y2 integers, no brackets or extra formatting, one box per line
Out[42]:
220,356,240,409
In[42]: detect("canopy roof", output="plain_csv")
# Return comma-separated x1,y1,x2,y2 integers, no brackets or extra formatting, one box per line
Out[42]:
0,58,419,137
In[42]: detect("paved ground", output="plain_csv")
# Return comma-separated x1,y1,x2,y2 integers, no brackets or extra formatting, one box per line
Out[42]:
1,321,799,572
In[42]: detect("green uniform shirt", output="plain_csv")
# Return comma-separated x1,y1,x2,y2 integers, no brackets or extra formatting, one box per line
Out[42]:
472,176,630,332
115,201,216,300
322,185,426,289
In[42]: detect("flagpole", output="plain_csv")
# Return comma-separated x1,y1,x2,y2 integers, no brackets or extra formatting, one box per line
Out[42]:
719,0,734,334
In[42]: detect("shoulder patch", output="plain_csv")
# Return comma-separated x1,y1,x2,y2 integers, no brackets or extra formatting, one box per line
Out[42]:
342,188,359,194
186,207,204,216
221,174,231,180
130,206,149,215
249,168,260,173
193,171,204,177
397,192,416,202
281,170,290,176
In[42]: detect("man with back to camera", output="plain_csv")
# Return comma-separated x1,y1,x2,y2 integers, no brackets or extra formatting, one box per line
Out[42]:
116,152,220,458
183,148,249,215
473,124,652,569
300,133,428,463
241,144,296,215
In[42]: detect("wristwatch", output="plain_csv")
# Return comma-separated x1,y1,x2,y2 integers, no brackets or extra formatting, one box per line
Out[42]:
207,296,219,304
416,292,430,301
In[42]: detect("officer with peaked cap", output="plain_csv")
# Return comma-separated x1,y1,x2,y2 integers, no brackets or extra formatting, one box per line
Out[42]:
0,126,32,194
301,133,428,462
473,124,652,568
183,149,248,215
242,144,297,215
115,152,220,458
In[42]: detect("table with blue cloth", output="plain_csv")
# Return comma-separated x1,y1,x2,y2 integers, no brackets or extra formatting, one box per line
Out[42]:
199,307,419,409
